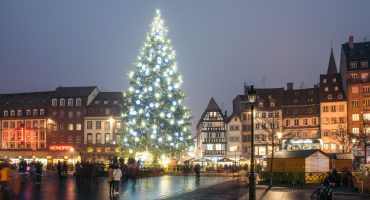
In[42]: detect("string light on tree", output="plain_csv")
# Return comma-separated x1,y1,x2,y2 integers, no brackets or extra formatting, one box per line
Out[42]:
123,9,192,160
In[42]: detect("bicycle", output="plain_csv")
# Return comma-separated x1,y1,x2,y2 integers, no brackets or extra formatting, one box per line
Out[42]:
311,182,334,200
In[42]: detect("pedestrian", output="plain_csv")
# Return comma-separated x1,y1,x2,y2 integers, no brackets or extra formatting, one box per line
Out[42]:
36,161,42,184
57,161,62,178
0,162,10,199
108,164,114,196
194,164,201,179
112,164,122,195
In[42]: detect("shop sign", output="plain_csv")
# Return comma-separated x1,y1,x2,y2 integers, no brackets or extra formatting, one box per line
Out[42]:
49,145,71,151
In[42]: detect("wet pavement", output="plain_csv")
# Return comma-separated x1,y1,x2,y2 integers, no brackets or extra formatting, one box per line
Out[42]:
10,174,229,200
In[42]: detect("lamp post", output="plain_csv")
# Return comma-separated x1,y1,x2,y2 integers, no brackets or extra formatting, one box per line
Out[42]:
247,85,256,200
277,131,282,150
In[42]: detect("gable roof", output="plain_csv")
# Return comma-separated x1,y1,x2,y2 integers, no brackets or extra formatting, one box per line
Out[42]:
205,97,222,112
266,150,328,159
0,91,52,109
327,153,354,160
52,86,97,98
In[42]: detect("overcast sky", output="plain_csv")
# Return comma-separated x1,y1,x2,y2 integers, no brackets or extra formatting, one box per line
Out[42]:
1,0,370,133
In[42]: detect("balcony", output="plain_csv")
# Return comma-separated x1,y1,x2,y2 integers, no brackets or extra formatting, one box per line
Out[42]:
203,150,226,155
202,127,225,131
203,138,226,143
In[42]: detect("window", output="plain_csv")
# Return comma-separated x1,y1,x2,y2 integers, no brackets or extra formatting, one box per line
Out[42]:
270,101,276,107
105,133,111,144
323,79,327,83
323,106,329,112
334,86,338,91
339,105,345,112
68,98,73,106
294,99,298,103
76,98,82,106
52,99,57,106
312,118,317,125
325,87,328,92
308,98,313,102
68,111,73,118
10,110,15,117
294,119,299,126
68,123,74,131
76,123,82,131
331,117,337,124
308,108,312,113
113,100,118,104
285,119,290,127
207,144,213,150
351,74,358,80
76,111,82,118
96,133,101,144
258,146,266,155
105,121,110,130
104,100,109,105
96,121,101,129
339,117,345,124
352,100,359,108
258,102,263,108
40,109,45,116
60,99,65,106
10,122,15,128
361,73,369,80
4,111,8,117
333,78,336,83
309,90,313,94
215,144,222,150
105,108,111,115
87,121,92,129
365,99,370,107
331,106,336,112
87,133,92,144
363,113,370,120
324,143,329,150
352,114,359,121
350,61,357,69
303,118,308,125
324,130,329,136
40,120,45,128
3,121,8,128
33,109,38,116
364,86,370,93
327,95,332,100
116,122,121,129
352,86,359,94
352,128,359,134
33,121,38,128
361,61,368,68
338,94,343,99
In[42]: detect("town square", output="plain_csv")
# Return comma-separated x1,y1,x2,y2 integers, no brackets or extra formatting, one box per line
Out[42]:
0,1,370,200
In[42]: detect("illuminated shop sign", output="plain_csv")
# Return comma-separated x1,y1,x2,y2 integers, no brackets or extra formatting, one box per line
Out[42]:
49,146,71,151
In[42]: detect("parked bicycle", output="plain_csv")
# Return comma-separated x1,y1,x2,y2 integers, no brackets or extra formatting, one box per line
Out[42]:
311,171,336,200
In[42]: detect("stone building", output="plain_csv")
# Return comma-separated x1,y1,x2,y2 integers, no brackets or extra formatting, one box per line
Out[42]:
340,36,370,163
320,48,348,153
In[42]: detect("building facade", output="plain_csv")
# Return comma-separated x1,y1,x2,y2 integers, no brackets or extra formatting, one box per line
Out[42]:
320,48,348,153
196,98,227,162
282,83,321,151
226,114,242,162
340,36,370,163
84,92,124,160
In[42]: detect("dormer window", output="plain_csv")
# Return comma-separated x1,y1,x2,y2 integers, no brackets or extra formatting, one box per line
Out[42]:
325,87,328,92
294,99,298,103
361,61,368,68
40,109,45,116
327,95,332,100
350,61,358,69
33,109,38,116
323,79,327,83
60,99,65,106
76,98,82,106
68,98,73,106
26,110,31,116
270,101,276,108
52,98,57,107
113,100,118,104
17,110,22,117
334,86,338,91
338,94,343,99
4,111,8,117
104,100,109,105
95,100,100,105
10,110,15,117
333,78,336,83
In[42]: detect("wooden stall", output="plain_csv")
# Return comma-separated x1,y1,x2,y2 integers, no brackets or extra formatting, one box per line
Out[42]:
328,153,354,172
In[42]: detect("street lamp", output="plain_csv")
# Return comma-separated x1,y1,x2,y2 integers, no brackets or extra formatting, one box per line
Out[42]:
277,131,283,150
247,85,256,200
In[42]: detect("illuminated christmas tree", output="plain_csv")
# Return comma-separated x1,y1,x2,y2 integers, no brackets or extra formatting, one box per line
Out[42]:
123,10,192,160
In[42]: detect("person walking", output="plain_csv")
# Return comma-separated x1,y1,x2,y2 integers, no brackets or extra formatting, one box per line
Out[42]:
112,165,122,195
108,165,114,196
194,164,201,179
35,162,42,184
0,162,10,199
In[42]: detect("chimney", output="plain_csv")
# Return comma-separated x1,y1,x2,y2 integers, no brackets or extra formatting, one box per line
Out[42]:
287,82,293,90
224,110,228,118
349,35,354,49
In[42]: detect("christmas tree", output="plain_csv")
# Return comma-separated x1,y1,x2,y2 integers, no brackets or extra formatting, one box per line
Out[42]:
123,10,192,160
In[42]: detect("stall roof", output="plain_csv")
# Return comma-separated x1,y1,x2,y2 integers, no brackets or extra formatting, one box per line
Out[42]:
328,153,354,160
266,150,328,159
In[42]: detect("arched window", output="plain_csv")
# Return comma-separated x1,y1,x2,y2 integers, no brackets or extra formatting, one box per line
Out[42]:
96,133,101,144
76,98,82,106
60,99,65,106
68,98,74,106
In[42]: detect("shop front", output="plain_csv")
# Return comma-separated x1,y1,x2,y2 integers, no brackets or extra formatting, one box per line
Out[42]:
283,138,322,151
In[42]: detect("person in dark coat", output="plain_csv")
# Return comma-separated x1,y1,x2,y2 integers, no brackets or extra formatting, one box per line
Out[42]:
194,164,201,179
36,161,43,184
